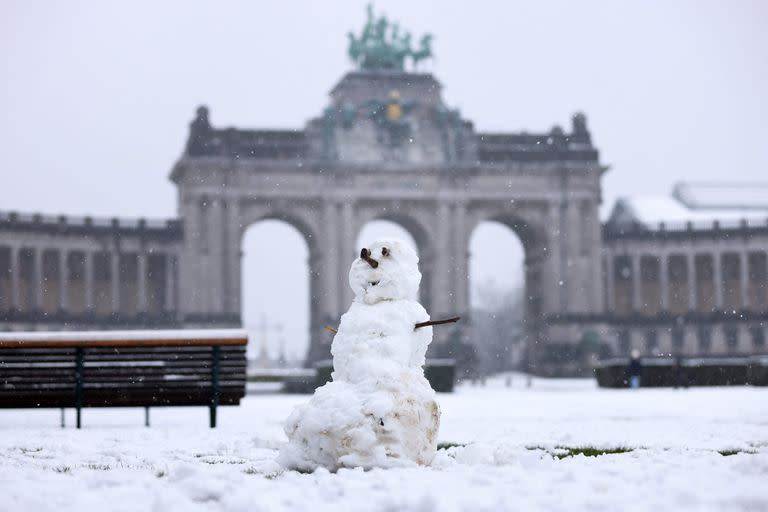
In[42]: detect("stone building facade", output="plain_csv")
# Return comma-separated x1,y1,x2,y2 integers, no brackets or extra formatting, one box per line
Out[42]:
0,69,605,373
1,66,765,373
0,213,186,330
551,184,768,363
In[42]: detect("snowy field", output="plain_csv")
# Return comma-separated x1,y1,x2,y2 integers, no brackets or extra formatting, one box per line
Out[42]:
2,376,767,512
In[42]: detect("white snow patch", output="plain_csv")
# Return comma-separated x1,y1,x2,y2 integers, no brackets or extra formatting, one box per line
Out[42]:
1,378,767,511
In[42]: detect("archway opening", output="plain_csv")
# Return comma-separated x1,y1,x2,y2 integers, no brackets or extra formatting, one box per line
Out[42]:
241,220,309,368
469,220,526,376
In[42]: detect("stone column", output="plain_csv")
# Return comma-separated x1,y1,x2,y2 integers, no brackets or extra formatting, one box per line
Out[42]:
321,200,340,322
178,196,203,314
58,249,68,311
588,200,604,312
10,247,19,309
224,198,242,315
32,248,43,310
430,202,451,316
84,251,94,311
164,253,175,312
207,198,225,313
713,251,723,310
111,249,120,312
687,253,697,311
659,253,669,312
604,252,614,313
631,254,641,311
452,201,470,317
739,252,749,310
541,205,562,315
338,202,355,312
137,251,147,312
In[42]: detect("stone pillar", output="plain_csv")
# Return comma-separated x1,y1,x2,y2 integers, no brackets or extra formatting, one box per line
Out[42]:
713,251,723,310
32,248,43,310
178,196,203,314
631,254,641,311
451,201,470,317
224,198,242,316
10,247,19,309
164,253,175,312
207,198,225,313
430,202,451,316
604,252,614,313
739,252,749,310
58,249,68,311
587,200,604,312
542,205,562,315
321,200,340,322
338,202,355,312
137,251,147,312
84,251,94,310
687,253,697,311
659,253,669,312
111,249,120,312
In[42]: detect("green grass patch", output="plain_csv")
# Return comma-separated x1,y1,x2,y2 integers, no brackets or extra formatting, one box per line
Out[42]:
437,442,466,450
718,449,756,456
527,445,634,459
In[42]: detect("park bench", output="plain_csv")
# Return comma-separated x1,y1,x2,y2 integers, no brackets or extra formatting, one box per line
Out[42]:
0,329,247,428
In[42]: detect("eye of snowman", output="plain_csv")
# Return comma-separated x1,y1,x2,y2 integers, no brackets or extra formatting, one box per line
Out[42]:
381,247,389,257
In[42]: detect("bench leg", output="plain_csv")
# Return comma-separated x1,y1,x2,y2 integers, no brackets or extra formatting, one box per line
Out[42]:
145,406,150,427
75,347,84,429
210,346,220,428
60,408,65,428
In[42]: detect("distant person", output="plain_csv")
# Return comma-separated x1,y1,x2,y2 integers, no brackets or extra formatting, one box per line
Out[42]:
627,350,642,389
673,357,688,389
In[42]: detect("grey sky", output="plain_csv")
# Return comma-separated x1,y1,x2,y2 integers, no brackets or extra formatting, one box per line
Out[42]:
2,1,766,359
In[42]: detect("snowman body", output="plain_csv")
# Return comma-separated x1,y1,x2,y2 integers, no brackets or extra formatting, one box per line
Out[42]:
279,240,441,471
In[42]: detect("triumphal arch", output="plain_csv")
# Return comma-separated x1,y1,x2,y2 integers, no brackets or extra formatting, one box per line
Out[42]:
171,8,606,363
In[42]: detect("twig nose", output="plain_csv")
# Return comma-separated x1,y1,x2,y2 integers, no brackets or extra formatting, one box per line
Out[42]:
360,248,379,268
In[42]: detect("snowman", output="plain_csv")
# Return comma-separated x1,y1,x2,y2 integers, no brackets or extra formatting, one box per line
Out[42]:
279,239,457,471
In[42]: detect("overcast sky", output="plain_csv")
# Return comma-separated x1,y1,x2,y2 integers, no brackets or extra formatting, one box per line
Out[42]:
2,1,766,359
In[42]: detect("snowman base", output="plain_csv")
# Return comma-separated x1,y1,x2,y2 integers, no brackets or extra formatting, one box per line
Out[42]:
279,371,440,472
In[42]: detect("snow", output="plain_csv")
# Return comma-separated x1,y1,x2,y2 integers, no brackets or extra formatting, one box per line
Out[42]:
673,182,768,210
0,210,175,229
610,195,768,229
279,240,440,471
1,377,767,512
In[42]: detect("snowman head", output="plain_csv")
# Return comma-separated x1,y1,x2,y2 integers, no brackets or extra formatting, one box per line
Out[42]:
349,239,421,305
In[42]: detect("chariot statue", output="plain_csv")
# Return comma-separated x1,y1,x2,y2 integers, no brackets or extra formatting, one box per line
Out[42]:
347,4,434,71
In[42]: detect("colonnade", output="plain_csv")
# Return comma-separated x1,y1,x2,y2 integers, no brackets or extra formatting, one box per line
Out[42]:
0,245,178,316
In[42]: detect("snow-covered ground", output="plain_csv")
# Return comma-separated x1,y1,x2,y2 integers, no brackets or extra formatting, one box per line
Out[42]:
2,376,767,512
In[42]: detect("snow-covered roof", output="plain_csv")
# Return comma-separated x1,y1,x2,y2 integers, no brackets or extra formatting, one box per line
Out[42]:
673,182,768,210
607,183,768,230
0,211,177,229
